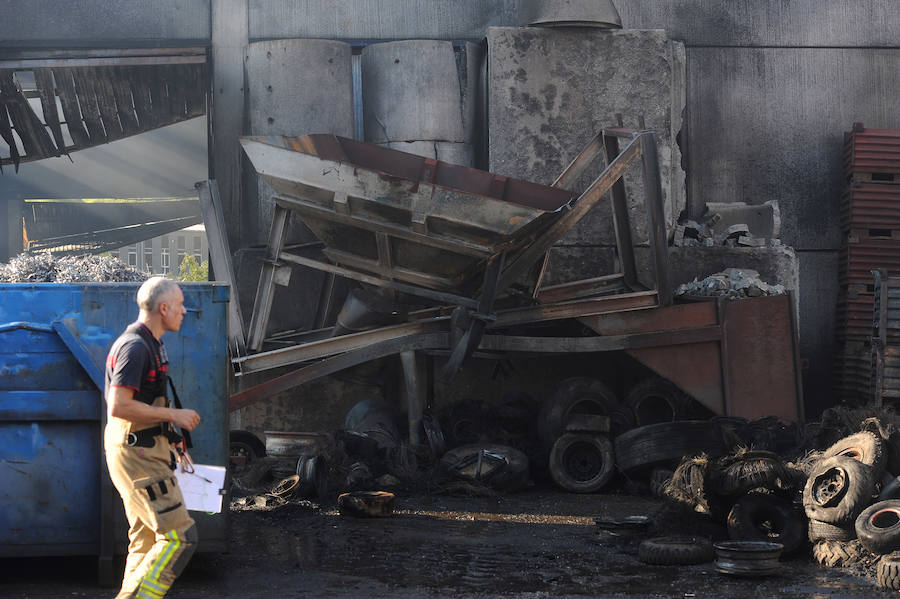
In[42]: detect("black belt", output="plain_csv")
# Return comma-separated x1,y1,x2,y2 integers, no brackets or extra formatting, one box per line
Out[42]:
126,426,165,448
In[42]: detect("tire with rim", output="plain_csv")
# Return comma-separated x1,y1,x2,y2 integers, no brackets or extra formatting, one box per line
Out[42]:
856,500,900,555
803,455,875,525
823,431,886,477
879,552,900,591
812,540,868,568
638,536,714,565
538,378,619,448
614,420,727,474
548,433,615,493
726,493,805,553
808,518,856,542
624,377,690,427
230,430,266,476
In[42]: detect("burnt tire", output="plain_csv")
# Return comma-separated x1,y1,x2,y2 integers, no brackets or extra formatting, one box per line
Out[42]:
716,451,788,496
229,430,267,477
538,378,619,448
548,433,615,493
726,493,805,554
878,552,900,590
637,536,714,565
812,539,868,568
856,500,900,555
803,455,875,525
808,518,856,542
823,431,886,477
439,443,530,493
614,420,727,474
624,377,690,427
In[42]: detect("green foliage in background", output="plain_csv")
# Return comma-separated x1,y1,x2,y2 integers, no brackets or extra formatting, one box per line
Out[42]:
177,254,209,282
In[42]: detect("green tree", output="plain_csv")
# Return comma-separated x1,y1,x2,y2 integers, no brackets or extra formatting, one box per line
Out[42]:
177,254,209,282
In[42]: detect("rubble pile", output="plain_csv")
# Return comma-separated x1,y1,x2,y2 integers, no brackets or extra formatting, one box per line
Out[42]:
672,220,778,249
0,253,148,283
674,268,786,299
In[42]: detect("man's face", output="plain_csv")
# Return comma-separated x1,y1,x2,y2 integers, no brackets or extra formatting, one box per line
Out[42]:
160,286,186,332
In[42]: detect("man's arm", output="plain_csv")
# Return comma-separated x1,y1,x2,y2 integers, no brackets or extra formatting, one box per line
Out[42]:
107,386,201,431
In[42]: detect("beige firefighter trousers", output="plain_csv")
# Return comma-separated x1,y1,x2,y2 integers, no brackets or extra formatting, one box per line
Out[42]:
106,432,197,599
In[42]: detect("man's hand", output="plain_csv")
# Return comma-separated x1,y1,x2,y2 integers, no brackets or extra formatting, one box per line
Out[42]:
171,408,201,431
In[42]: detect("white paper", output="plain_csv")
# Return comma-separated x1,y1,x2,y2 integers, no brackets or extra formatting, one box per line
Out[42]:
174,464,227,513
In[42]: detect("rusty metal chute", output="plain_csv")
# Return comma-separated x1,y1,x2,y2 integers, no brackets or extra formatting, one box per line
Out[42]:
0,48,207,171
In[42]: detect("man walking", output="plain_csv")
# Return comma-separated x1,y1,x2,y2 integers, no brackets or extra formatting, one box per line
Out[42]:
104,277,201,599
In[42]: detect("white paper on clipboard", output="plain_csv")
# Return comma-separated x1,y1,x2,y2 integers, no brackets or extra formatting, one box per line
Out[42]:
174,464,227,513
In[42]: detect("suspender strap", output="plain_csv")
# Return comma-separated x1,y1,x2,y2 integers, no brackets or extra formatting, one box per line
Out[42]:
168,378,193,449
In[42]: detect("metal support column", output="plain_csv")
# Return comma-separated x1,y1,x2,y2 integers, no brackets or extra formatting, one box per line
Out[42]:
400,350,424,445
247,204,290,351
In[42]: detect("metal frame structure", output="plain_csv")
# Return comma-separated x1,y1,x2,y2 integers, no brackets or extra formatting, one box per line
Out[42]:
239,128,670,380
220,126,803,436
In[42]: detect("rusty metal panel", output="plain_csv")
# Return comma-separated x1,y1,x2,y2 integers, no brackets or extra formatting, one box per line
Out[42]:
840,240,900,284
582,299,718,336
842,183,900,231
721,295,802,422
845,125,900,179
627,342,726,416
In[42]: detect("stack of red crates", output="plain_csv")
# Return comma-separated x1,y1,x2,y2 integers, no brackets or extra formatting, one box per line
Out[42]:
836,123,900,403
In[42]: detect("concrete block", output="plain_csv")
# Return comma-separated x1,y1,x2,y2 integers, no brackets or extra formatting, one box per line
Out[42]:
487,27,685,246
248,39,354,136
362,41,482,144
704,201,781,239
247,39,354,245
378,141,474,167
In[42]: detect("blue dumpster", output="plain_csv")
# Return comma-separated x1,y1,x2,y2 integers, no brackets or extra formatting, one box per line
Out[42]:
0,282,229,583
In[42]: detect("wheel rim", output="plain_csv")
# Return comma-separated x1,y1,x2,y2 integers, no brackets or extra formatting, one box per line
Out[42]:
230,441,256,476
872,508,900,530
813,467,848,507
562,440,605,482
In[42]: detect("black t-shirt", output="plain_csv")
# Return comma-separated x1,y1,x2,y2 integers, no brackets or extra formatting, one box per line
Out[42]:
105,322,168,405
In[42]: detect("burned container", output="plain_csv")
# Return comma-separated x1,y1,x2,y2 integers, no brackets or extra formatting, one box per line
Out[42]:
0,283,230,583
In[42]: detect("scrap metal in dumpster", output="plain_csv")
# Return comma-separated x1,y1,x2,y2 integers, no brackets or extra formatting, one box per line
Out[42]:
0,282,230,583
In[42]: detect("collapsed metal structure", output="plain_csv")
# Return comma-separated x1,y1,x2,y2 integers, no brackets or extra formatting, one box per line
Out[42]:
201,128,803,438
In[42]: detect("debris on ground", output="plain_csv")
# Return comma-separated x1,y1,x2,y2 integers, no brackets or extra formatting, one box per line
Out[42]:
674,268,786,299
0,253,148,283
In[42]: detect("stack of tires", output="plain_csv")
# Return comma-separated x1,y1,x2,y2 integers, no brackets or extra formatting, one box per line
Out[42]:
540,375,703,494
714,451,807,554
803,430,900,589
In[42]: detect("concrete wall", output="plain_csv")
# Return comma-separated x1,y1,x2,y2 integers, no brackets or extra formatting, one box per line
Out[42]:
617,0,900,416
